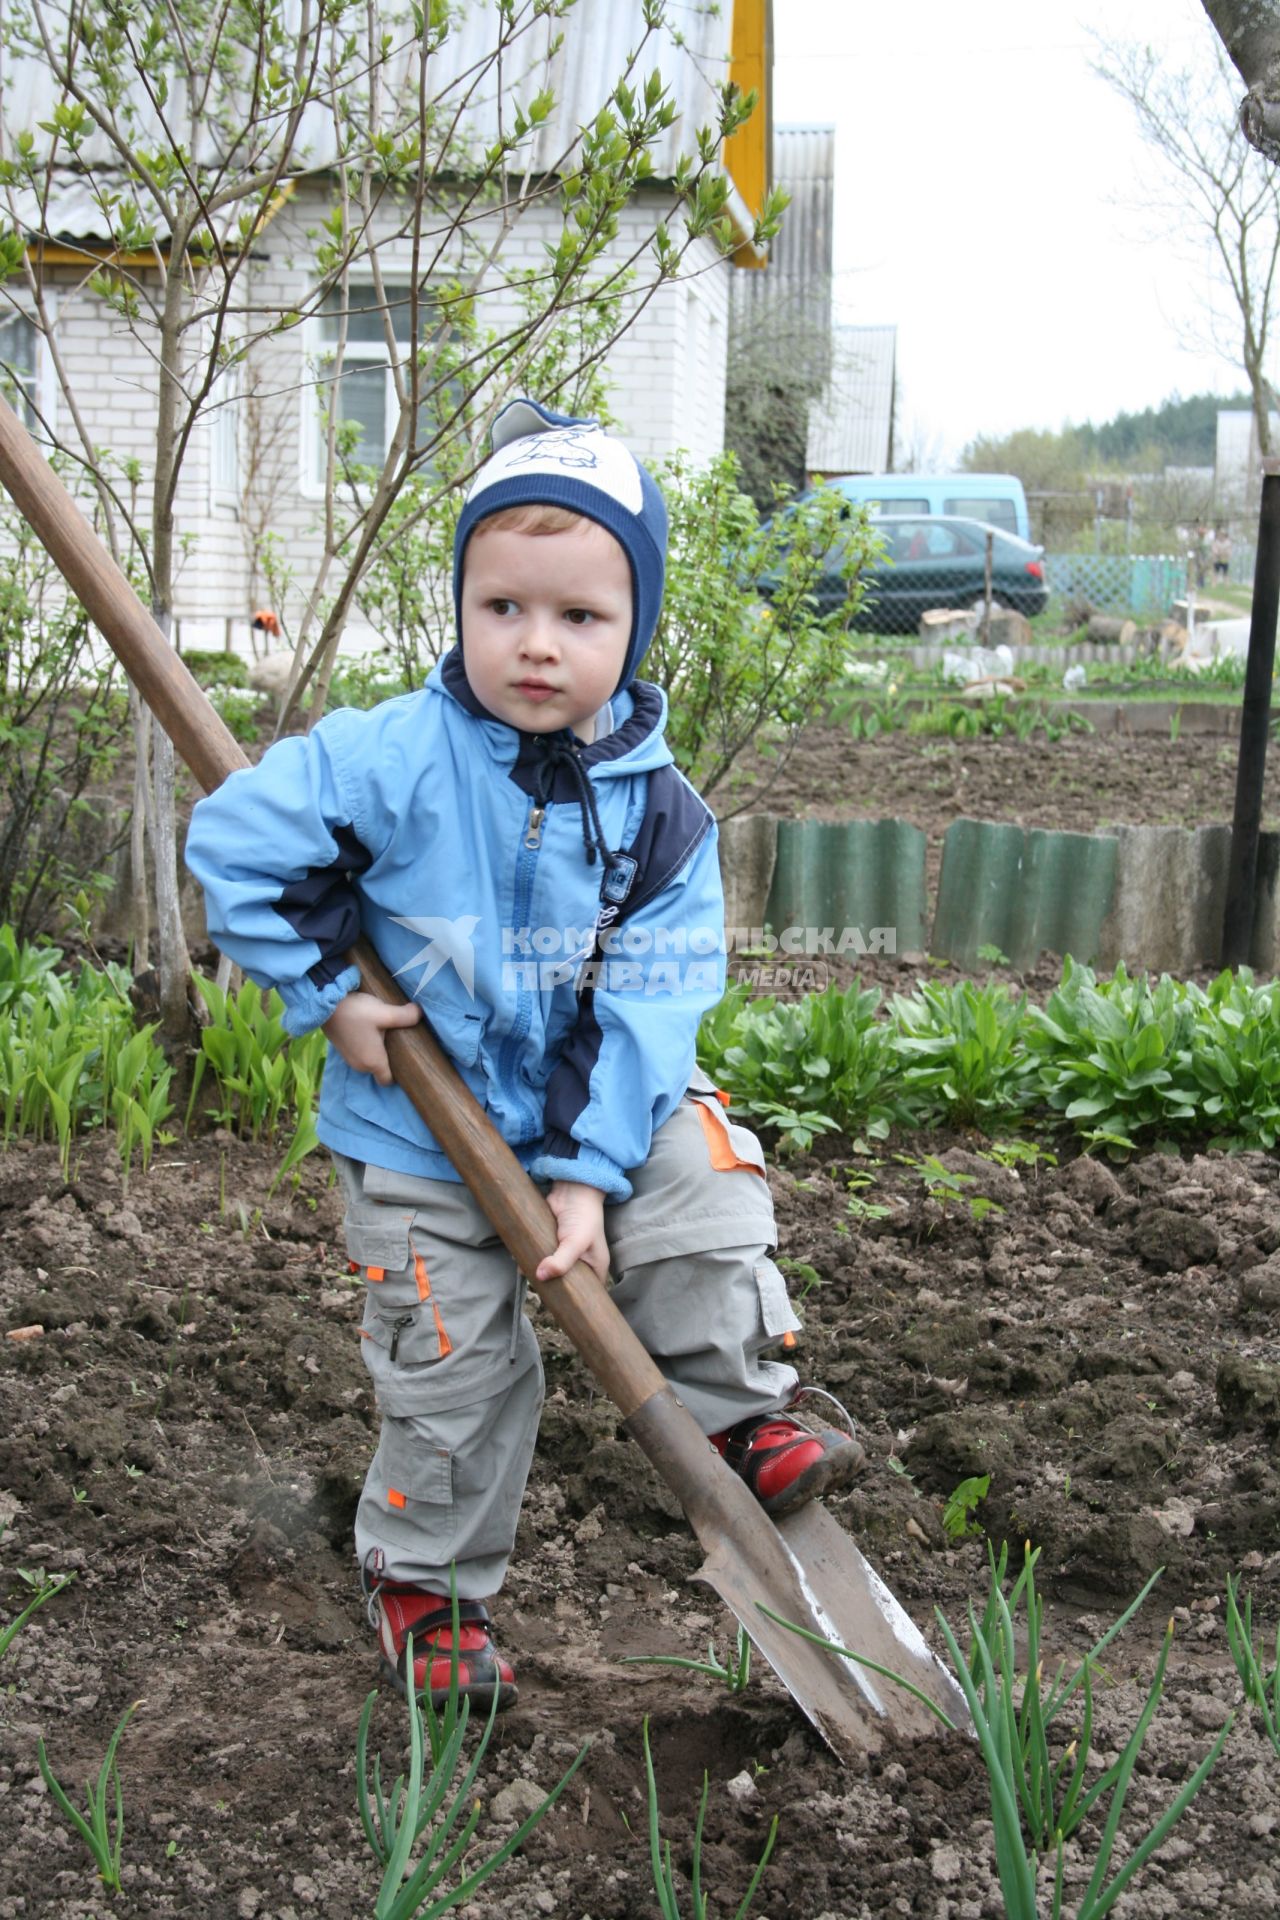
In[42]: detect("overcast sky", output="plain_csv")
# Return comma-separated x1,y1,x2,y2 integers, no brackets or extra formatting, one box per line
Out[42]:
771,0,1247,466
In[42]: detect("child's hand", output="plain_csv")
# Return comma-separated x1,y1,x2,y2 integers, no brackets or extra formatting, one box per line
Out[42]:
537,1181,610,1284
323,991,422,1085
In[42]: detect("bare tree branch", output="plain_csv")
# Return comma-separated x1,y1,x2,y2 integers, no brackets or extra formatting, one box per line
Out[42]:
1094,31,1280,458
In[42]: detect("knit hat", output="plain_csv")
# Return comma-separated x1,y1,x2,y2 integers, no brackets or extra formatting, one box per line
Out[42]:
453,398,668,695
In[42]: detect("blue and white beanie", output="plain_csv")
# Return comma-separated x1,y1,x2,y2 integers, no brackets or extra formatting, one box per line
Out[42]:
453,398,668,695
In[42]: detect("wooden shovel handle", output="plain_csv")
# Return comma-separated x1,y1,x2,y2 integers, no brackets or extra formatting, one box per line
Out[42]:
0,394,667,1419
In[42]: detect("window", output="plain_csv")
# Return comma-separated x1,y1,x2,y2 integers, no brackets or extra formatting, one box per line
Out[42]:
888,521,968,562
0,309,38,428
867,497,929,517
307,283,457,489
943,496,1016,535
209,368,240,503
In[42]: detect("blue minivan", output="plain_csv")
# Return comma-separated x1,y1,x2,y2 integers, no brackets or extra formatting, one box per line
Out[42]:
817,473,1030,543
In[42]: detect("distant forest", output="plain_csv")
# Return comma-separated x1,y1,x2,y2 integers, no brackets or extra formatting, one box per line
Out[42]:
960,390,1253,489
1079,390,1253,467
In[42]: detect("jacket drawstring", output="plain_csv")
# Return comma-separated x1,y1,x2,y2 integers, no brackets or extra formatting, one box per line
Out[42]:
534,735,613,870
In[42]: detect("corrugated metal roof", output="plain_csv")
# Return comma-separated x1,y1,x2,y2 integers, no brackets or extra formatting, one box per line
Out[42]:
806,323,897,475
6,174,141,246
730,121,832,326
768,124,834,281
1,0,740,241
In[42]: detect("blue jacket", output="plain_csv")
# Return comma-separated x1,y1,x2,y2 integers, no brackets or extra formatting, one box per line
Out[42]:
185,651,724,1200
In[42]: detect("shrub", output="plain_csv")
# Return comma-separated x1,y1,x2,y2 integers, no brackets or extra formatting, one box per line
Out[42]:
647,453,880,813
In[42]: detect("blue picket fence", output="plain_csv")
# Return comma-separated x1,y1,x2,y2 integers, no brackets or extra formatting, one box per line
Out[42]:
1043,553,1187,619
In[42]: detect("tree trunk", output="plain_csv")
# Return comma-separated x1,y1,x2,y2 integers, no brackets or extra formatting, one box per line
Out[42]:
148,226,194,1045
1086,615,1139,645
128,686,152,968
1201,1,1280,161
148,605,192,1048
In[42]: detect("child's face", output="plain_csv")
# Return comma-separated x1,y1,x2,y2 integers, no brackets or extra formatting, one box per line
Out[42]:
461,519,632,740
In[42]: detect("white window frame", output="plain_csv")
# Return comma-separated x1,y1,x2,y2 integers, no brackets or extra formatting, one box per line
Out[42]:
208,365,241,511
0,300,53,436
301,282,408,501
300,279,463,500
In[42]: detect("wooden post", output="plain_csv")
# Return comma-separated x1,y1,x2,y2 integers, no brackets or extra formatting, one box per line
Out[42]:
982,529,993,644
1222,459,1280,966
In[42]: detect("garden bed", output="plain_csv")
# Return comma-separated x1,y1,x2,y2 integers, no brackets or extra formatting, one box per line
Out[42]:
3,1123,1280,1918
739,724,1277,844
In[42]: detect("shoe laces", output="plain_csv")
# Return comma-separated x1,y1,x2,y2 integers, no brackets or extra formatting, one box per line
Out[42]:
787,1383,860,1444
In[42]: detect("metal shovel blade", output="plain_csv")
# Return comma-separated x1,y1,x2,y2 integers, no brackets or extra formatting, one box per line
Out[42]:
628,1391,970,1762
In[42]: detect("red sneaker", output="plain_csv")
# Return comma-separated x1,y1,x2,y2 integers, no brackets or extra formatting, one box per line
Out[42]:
369,1585,517,1711
711,1410,865,1517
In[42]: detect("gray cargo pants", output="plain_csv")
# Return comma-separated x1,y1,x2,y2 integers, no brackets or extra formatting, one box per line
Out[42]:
337,1076,800,1596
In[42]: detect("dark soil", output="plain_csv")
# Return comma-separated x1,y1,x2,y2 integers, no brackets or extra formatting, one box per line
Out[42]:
738,723,1276,844
4,1128,1280,1919
5,722,1280,1916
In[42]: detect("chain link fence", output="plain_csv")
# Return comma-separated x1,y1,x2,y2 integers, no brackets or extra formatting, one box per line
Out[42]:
1041,553,1187,621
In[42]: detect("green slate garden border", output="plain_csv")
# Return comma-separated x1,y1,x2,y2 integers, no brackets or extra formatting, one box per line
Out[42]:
763,818,929,958
726,815,1279,973
932,820,1120,971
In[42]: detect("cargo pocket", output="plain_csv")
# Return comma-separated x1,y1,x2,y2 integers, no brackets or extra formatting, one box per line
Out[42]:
424,1006,483,1071
346,1203,449,1370
754,1255,802,1344
376,1415,454,1512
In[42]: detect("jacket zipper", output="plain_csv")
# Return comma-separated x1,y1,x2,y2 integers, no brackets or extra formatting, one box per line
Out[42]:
497,797,550,1141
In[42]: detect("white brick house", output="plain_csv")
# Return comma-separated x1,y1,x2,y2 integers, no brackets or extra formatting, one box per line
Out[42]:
0,0,773,657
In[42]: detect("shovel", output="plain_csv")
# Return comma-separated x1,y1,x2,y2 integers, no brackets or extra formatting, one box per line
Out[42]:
0,394,969,1761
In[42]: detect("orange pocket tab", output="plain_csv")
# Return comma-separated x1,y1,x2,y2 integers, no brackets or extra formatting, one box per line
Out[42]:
694,1099,765,1176
413,1252,454,1359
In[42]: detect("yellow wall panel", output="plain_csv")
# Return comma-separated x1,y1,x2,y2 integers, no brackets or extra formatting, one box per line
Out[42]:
724,0,772,265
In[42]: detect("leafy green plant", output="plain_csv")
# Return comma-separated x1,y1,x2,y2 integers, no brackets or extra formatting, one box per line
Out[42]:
187,972,325,1158
706,956,1280,1155
843,1167,894,1226
0,477,124,940
907,1153,1002,1229
1181,968,1280,1150
642,1715,777,1919
1224,1572,1280,1756
37,1699,141,1892
1025,959,1200,1153
980,1139,1058,1171
648,453,880,813
356,1588,587,1918
0,931,170,1173
180,649,250,689
623,1624,753,1694
978,943,1012,967
890,979,1035,1127
777,1257,823,1301
1,1530,75,1657
109,1023,173,1182
698,979,901,1142
942,1473,990,1541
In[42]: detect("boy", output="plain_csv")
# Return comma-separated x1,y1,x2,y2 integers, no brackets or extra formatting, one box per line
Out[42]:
186,399,863,1710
